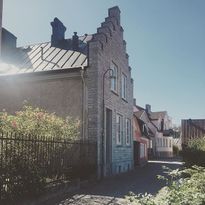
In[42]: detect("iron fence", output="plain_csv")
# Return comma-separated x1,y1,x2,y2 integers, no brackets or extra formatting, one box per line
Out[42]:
0,132,97,202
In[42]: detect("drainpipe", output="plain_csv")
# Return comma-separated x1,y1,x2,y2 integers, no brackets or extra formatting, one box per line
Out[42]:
80,66,86,141
101,68,115,178
0,0,3,58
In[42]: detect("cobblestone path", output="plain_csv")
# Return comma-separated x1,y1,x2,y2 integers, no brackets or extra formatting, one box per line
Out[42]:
57,194,128,205
46,159,183,205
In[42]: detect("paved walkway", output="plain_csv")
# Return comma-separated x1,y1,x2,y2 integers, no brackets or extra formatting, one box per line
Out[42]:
45,159,183,205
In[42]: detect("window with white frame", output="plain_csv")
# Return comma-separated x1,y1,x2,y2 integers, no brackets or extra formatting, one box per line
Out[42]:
110,64,117,92
163,138,165,147
116,114,123,145
150,140,153,148
126,118,131,145
140,143,145,158
121,74,127,99
165,138,168,147
169,139,172,148
158,138,160,146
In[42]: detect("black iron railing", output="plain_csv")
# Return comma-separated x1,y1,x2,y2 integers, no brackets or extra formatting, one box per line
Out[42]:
0,132,97,202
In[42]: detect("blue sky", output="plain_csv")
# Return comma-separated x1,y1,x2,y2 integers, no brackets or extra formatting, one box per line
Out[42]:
2,0,205,125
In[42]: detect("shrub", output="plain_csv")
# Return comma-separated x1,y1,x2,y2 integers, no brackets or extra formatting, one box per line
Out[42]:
188,137,205,151
126,166,205,205
0,157,46,202
182,137,205,167
173,145,179,156
0,105,80,203
0,105,80,139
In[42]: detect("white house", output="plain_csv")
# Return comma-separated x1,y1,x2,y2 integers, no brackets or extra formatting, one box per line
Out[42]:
146,105,173,158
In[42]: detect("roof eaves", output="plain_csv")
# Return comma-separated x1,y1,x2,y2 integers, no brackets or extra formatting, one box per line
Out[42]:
135,105,145,111
0,66,85,79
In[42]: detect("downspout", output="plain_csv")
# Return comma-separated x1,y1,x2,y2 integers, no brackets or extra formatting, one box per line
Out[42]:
0,0,3,58
80,66,86,141
101,68,114,178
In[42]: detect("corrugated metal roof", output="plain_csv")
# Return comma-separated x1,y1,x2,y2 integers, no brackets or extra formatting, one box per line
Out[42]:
0,35,92,75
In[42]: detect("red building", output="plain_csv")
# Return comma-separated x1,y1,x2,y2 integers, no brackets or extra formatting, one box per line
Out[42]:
133,105,153,166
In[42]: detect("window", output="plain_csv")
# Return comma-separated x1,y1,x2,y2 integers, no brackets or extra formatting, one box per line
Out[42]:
163,138,165,147
140,143,145,158
157,138,160,147
169,139,172,148
110,64,117,92
126,119,131,145
149,140,153,148
142,124,145,133
121,74,127,99
116,114,123,145
158,138,160,147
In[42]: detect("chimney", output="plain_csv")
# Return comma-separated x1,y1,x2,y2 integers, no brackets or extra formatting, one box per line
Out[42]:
161,119,164,131
0,0,17,61
50,17,66,47
133,98,136,106
0,0,3,58
145,104,151,113
72,32,79,51
1,28,17,60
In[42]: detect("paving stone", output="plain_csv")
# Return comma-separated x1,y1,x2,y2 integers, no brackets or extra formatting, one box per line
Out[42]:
44,160,182,205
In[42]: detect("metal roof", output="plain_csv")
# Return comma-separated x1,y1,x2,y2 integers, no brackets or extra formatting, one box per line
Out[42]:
0,34,92,75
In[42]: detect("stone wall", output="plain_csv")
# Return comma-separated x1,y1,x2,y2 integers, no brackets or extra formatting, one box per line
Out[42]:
87,6,134,176
0,71,83,134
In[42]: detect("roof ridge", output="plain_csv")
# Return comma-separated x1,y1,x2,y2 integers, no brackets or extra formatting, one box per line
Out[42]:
18,34,93,49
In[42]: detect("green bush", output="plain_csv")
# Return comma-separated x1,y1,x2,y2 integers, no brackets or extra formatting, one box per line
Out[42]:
188,137,205,151
182,137,205,167
173,145,179,156
127,166,205,205
0,105,80,203
0,105,80,139
0,157,46,202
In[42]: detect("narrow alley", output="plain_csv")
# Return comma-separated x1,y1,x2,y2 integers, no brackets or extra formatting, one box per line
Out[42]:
44,159,183,205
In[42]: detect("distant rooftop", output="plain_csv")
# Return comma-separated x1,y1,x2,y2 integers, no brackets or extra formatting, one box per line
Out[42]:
149,111,167,120
134,110,144,119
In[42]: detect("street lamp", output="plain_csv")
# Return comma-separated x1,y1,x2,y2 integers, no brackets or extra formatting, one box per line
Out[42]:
101,68,115,179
